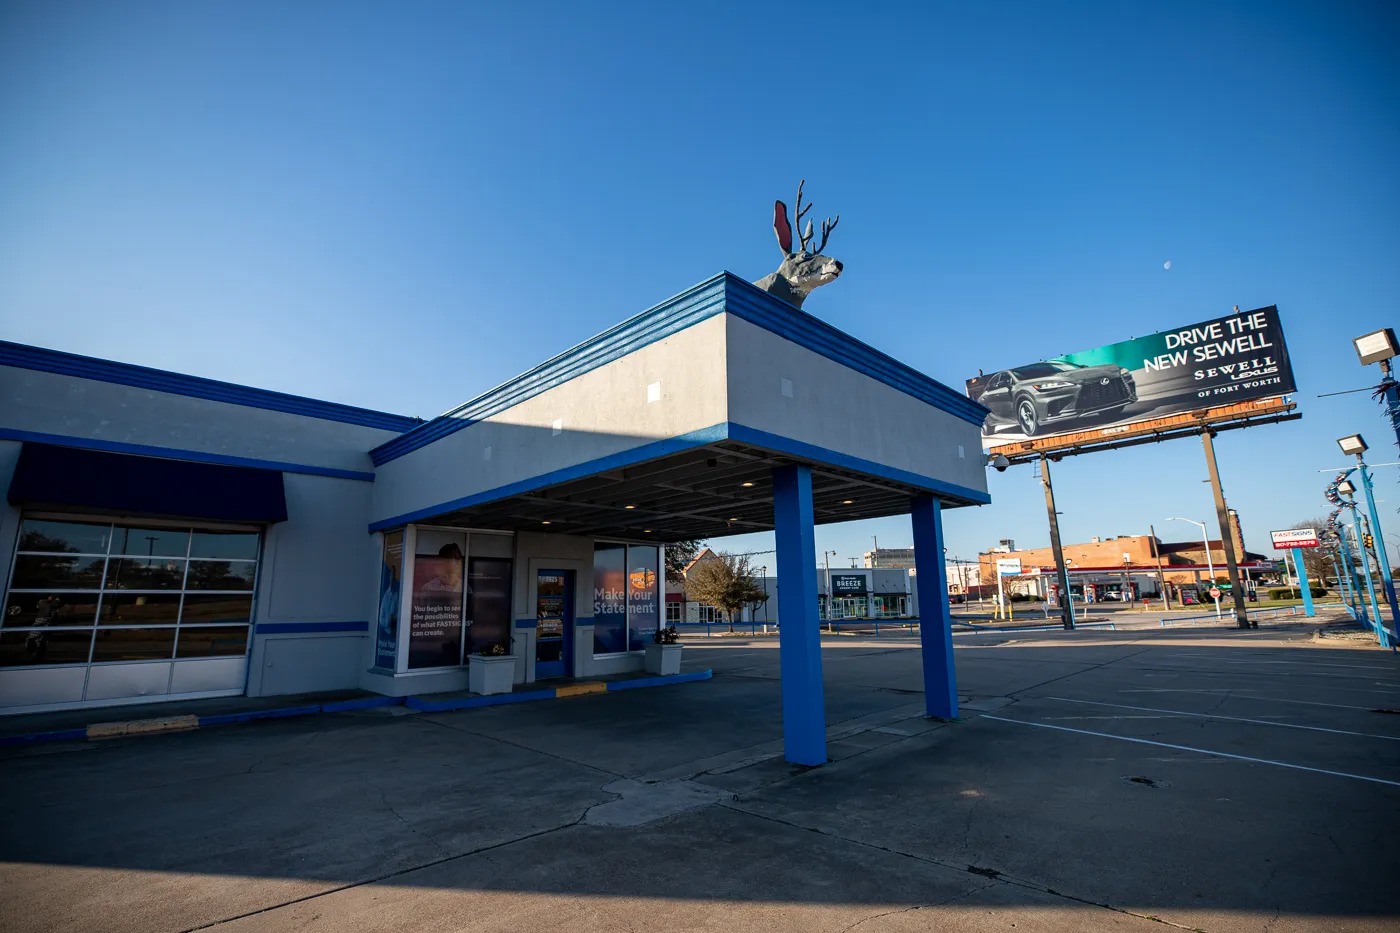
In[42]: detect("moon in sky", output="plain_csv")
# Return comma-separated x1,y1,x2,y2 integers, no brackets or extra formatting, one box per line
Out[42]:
1163,260,1172,270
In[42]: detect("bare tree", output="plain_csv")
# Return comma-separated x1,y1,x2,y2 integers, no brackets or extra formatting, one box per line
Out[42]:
665,540,705,585
685,552,770,632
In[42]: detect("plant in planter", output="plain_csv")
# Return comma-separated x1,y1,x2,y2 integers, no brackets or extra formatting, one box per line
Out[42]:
645,626,683,675
468,641,516,695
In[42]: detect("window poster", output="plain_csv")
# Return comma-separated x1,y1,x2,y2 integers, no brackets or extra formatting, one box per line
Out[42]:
593,543,627,653
408,540,464,669
626,545,659,651
466,558,512,655
375,531,403,670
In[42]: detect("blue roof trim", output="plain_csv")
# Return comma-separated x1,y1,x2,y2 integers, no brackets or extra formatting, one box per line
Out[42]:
720,275,990,427
368,420,986,532
0,340,422,434
0,427,376,482
370,276,728,465
368,423,730,531
724,422,991,506
368,273,988,466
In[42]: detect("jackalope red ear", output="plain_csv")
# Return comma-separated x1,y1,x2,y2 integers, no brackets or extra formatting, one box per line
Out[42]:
773,200,793,254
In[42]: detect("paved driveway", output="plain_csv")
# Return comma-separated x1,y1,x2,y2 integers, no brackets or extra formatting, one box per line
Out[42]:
2,615,1397,933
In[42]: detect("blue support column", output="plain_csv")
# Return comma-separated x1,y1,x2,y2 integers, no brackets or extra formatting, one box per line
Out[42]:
1291,548,1315,617
911,495,958,719
772,464,826,765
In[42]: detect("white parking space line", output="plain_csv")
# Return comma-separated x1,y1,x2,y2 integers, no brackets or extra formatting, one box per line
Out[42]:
1119,688,1383,712
1043,696,1400,741
1161,655,1398,673
1135,666,1400,686
981,716,1400,788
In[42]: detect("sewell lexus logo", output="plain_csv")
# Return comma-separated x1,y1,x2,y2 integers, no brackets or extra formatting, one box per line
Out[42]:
1099,377,1110,385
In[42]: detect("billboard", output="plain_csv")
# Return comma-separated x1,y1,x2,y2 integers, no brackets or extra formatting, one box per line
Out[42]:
966,306,1295,452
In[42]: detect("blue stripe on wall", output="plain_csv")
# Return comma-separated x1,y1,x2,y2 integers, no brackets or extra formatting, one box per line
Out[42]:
0,428,376,482
368,274,988,466
255,621,370,634
367,421,987,531
1,340,422,433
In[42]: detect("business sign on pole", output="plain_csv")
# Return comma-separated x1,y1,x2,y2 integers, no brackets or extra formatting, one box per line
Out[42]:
996,558,1022,576
966,306,1295,453
1270,528,1320,549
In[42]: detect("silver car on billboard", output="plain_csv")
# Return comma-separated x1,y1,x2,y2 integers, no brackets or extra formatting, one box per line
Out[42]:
976,360,1137,437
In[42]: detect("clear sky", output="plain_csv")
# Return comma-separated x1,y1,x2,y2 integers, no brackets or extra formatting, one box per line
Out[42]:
2,1,1397,568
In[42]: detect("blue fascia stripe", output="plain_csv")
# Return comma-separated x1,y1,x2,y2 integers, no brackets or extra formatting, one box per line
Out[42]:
367,420,988,532
367,423,730,531
370,276,728,465
724,422,991,506
0,428,376,483
1,340,422,434
605,669,713,690
255,621,370,634
369,274,989,466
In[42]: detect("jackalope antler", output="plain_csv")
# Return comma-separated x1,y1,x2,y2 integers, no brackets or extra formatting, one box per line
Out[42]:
792,179,839,255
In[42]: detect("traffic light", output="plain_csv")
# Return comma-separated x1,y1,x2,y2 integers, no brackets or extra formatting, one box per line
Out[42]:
1363,533,1374,550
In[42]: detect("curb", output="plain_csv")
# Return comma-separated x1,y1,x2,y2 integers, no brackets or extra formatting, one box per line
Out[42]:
0,670,714,748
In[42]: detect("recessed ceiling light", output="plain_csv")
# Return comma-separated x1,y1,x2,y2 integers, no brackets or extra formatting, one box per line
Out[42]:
842,499,854,505
624,504,636,509
730,517,740,521
741,481,754,488
643,529,652,533
541,521,551,525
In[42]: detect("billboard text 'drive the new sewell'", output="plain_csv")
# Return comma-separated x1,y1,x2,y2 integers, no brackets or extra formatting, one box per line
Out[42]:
965,306,1296,452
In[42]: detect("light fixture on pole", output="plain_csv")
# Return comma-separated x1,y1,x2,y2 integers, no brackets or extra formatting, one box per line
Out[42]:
1354,328,1399,367
1338,434,1368,456
1167,517,1221,621
1337,479,1356,497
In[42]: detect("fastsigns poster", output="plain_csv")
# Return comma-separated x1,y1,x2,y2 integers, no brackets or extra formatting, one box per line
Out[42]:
966,306,1295,451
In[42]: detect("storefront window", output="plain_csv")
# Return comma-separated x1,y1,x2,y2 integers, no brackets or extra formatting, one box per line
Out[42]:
627,546,659,651
374,531,403,670
593,543,661,654
466,558,511,656
407,532,465,669
593,544,627,653
1,516,258,669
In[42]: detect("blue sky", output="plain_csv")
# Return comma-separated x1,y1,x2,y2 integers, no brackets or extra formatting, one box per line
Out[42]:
2,1,1397,567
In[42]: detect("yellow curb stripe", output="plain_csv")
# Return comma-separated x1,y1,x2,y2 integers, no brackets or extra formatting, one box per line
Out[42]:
86,714,200,740
553,682,608,698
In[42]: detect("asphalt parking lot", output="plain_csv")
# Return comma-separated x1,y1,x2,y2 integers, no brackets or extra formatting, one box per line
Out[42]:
2,611,1397,933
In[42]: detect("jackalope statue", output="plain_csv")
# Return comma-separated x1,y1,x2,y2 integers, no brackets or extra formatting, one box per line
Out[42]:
754,180,842,309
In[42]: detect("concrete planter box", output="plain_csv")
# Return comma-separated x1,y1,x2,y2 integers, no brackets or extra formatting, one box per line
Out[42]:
644,643,683,676
468,655,517,696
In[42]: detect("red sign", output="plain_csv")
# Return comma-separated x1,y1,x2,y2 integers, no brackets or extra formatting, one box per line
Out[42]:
1209,587,1222,600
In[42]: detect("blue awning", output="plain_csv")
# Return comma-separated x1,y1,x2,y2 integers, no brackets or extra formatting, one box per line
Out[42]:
7,442,287,523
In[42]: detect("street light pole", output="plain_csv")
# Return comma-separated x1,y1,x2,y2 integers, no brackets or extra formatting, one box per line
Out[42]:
1168,517,1221,622
1356,458,1400,640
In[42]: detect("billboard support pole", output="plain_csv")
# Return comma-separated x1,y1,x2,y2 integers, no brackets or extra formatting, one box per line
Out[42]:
1201,430,1252,629
1040,454,1076,630
1150,524,1169,610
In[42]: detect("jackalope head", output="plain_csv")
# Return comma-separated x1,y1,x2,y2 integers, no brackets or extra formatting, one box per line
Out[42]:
753,180,842,309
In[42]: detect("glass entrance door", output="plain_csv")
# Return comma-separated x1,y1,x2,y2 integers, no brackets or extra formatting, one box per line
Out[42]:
534,570,572,679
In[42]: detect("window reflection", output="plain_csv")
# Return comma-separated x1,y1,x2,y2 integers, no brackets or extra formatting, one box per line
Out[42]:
113,527,190,557
185,561,256,591
3,592,100,628
105,558,186,590
0,629,94,667
176,626,249,658
180,594,253,624
189,532,259,560
17,519,111,555
91,627,177,662
10,555,107,589
99,594,182,626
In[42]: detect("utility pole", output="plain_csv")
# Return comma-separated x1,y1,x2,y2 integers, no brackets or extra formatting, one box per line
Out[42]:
1150,524,1170,610
1040,454,1075,630
1201,429,1252,629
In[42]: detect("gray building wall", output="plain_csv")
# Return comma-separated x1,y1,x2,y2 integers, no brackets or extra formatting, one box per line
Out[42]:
723,314,988,501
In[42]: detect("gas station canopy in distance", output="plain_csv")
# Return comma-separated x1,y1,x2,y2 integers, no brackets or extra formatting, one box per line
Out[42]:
1270,528,1320,549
